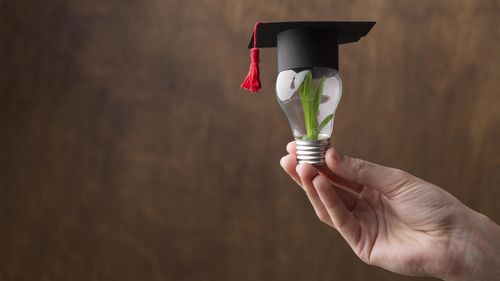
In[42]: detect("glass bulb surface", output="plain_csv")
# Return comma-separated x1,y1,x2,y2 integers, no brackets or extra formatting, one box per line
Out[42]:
276,67,342,141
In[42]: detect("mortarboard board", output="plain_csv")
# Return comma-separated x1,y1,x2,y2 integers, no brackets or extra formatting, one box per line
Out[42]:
241,21,376,92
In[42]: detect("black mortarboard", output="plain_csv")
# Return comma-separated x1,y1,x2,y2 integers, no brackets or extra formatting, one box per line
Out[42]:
241,21,375,92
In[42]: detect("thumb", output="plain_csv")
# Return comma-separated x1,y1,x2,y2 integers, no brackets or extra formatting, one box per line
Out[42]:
325,148,410,196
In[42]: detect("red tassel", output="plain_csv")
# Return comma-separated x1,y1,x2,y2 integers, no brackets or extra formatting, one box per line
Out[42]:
241,48,261,92
241,21,262,93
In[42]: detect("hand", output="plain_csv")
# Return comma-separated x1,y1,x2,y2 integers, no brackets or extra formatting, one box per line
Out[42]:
280,141,500,280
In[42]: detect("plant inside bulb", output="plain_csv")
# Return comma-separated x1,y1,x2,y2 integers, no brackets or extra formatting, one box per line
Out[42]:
276,67,342,142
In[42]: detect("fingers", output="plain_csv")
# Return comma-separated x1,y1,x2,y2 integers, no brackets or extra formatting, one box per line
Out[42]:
281,154,358,212
292,162,362,248
280,154,302,187
325,148,409,197
313,174,361,248
282,141,362,227
295,163,334,227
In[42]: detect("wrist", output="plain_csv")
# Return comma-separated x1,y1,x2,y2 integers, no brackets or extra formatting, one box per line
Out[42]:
444,208,500,281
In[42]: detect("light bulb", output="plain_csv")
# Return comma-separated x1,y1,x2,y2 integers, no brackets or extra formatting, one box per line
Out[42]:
276,66,342,165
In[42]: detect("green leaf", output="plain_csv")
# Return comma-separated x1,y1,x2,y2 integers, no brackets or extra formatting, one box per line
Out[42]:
313,77,325,116
317,114,333,133
300,70,312,99
299,70,316,140
299,74,305,99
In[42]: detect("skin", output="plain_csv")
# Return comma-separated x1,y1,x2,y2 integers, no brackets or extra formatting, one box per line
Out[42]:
280,141,500,281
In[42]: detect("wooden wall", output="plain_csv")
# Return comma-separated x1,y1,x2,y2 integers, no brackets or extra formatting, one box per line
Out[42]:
1,1,499,280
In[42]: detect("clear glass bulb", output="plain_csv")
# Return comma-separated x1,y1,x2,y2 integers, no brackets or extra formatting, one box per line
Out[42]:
276,67,342,165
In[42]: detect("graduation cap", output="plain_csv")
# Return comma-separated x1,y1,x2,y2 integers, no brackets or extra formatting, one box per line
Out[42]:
241,21,376,93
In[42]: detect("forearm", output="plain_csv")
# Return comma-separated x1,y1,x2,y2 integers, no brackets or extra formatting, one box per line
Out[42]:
445,208,500,281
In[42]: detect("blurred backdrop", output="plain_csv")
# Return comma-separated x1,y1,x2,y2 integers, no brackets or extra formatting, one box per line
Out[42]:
1,0,499,280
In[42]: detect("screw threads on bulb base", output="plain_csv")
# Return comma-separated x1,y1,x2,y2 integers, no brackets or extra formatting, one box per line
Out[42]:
296,138,330,165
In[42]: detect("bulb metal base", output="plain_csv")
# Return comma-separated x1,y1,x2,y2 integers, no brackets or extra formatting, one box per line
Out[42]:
296,138,330,165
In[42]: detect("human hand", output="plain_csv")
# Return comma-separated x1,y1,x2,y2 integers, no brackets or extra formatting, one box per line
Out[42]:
280,141,500,280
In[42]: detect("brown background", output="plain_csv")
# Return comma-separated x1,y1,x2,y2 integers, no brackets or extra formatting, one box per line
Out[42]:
1,0,499,280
